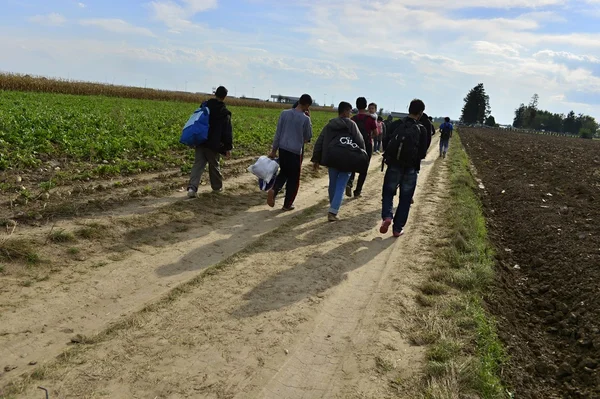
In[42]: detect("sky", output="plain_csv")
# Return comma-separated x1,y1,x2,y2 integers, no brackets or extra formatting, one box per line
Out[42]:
1,0,600,124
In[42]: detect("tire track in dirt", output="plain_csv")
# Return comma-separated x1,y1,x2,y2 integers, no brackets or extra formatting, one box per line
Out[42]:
9,136,447,399
0,163,329,388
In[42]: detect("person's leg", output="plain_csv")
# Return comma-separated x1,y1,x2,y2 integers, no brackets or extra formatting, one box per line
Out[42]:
329,169,351,215
380,165,401,233
346,172,355,197
392,168,418,234
328,167,337,204
283,151,302,209
205,148,223,191
354,140,373,196
188,147,208,193
439,139,444,157
268,150,290,207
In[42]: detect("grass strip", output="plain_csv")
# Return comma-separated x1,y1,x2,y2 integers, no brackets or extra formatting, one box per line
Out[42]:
414,133,507,398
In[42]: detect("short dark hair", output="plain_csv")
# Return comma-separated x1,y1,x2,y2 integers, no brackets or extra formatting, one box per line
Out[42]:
377,116,383,122
356,97,367,110
299,94,313,106
215,86,228,99
445,117,450,122
408,99,425,115
428,116,433,121
338,101,352,115
369,102,377,109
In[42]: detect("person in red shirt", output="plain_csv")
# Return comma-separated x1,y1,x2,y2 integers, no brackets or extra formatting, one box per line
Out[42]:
346,97,378,197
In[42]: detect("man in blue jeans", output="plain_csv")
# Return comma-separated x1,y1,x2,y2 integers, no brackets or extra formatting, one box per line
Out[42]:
311,102,365,221
380,99,430,237
439,117,453,158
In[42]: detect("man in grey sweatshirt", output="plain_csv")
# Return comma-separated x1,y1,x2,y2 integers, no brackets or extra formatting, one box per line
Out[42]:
267,94,313,211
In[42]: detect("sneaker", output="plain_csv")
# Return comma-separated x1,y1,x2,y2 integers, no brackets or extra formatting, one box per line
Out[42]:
393,229,405,238
353,191,362,198
328,212,339,222
187,189,197,198
267,189,276,208
345,185,352,198
282,205,295,212
380,218,392,234
212,188,223,193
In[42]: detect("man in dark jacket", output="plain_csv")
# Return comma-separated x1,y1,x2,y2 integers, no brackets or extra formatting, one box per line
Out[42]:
187,86,233,197
420,112,434,151
311,101,365,221
380,99,430,237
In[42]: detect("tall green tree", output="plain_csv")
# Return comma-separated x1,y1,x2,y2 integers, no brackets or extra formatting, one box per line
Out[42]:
513,103,526,128
563,111,577,134
460,83,491,124
485,115,497,127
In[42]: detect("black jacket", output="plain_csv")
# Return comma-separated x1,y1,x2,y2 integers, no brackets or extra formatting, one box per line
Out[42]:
311,117,365,167
420,113,433,150
384,117,430,170
202,98,233,154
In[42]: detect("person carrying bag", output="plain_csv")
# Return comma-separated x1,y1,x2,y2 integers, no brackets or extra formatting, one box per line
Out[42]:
311,101,367,221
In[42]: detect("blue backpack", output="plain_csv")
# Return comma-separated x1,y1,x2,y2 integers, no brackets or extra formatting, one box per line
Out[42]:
180,102,210,147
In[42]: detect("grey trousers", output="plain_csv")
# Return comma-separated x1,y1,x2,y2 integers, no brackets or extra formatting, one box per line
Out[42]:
188,147,222,191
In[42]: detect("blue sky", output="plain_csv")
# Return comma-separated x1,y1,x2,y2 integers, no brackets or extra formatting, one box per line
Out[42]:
2,0,600,124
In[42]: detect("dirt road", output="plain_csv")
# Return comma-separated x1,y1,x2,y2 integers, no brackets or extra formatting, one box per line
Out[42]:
2,135,447,398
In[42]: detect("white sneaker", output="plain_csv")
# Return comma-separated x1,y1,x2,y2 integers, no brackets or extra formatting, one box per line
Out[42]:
187,189,196,198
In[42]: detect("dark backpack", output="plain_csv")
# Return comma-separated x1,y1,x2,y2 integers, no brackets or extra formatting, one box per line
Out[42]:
383,119,421,168
326,123,369,173
440,123,452,140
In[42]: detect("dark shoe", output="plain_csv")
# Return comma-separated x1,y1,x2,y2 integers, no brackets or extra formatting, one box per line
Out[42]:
187,189,197,199
328,212,339,222
345,185,352,197
353,191,362,198
282,205,295,212
380,218,392,234
393,229,405,238
267,189,276,208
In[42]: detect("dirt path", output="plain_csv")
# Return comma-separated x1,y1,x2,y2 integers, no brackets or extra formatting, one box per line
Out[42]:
4,135,449,398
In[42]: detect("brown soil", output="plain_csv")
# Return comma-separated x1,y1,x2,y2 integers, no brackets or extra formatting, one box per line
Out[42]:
0,136,447,398
461,128,600,399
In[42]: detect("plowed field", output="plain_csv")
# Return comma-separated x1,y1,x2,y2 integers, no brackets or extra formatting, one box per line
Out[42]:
461,128,600,398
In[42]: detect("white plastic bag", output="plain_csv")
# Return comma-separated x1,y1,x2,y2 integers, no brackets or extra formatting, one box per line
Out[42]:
248,156,279,183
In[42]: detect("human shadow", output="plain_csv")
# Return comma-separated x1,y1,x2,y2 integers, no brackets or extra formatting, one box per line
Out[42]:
153,202,324,278
232,210,395,318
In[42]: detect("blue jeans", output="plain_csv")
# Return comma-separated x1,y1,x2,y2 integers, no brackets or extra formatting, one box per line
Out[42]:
381,165,418,232
440,138,450,153
328,168,351,215
373,137,381,153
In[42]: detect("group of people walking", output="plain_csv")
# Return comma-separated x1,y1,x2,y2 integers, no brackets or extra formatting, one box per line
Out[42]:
186,87,453,237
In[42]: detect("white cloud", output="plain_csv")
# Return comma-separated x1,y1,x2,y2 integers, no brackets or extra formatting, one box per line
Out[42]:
28,13,66,27
533,50,600,63
78,2,86,8
472,41,522,58
149,0,218,32
79,19,156,37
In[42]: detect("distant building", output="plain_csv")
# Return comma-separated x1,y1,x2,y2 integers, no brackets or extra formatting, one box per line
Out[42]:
271,95,300,105
390,112,409,119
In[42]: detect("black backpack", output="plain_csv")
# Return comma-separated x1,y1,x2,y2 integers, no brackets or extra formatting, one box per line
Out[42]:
383,119,421,168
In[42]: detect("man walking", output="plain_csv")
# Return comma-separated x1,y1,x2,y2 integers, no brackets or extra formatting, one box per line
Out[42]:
267,94,313,211
311,102,365,221
439,117,453,158
380,99,430,237
187,86,232,197
346,97,378,198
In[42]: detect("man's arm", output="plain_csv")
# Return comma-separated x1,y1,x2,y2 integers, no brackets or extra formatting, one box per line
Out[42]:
222,114,233,155
303,117,313,143
269,112,284,158
419,126,429,160
310,126,326,165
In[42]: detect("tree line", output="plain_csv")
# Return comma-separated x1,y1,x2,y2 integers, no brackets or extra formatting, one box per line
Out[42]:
459,83,599,138
513,94,598,138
